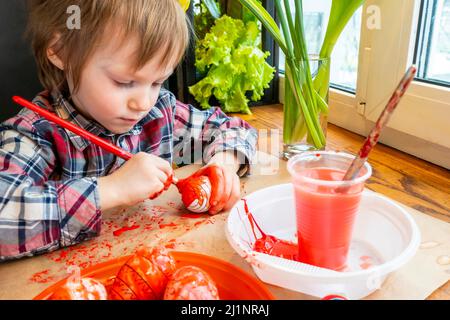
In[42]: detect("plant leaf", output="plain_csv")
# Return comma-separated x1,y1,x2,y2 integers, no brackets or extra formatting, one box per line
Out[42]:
320,0,365,58
238,0,287,54
202,0,222,19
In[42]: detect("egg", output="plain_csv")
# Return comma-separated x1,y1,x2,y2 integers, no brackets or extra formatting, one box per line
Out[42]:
163,266,220,300
177,176,212,213
50,277,107,300
109,246,176,300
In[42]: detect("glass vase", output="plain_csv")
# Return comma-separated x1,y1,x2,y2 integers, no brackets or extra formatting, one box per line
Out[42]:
282,56,330,160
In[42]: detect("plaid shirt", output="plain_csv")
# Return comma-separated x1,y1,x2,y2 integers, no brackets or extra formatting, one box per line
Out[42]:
0,88,257,261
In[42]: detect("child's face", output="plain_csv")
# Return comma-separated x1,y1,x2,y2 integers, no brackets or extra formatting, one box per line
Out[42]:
69,35,177,134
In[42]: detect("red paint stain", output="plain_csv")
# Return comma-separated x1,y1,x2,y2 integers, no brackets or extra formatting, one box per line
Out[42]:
180,213,204,219
150,206,169,215
29,269,56,284
359,139,372,159
144,224,154,231
167,201,178,208
159,222,177,229
113,224,140,237
243,199,300,261
254,237,299,260
194,220,205,227
41,202,219,282
53,249,69,262
359,255,374,270
360,262,373,270
165,239,177,249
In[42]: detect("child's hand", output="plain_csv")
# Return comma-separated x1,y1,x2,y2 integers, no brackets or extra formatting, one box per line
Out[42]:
98,152,173,210
192,152,242,215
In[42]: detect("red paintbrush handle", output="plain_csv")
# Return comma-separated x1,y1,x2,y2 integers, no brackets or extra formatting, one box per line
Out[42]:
342,66,417,181
12,96,133,161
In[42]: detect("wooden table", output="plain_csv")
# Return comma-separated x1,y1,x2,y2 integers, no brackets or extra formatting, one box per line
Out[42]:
236,104,450,300
0,104,448,300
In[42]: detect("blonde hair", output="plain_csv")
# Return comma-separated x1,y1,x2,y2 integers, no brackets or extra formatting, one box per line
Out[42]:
27,0,190,92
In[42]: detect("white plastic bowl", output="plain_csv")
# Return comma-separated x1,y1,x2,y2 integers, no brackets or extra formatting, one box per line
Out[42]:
226,183,421,300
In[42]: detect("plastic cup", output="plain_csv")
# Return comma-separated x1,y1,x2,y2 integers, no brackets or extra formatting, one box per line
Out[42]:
287,151,372,271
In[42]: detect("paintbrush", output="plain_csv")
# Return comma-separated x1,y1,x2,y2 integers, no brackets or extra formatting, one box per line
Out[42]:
12,95,178,185
340,65,417,188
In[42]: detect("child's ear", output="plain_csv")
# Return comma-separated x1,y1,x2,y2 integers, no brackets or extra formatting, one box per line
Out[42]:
46,33,64,70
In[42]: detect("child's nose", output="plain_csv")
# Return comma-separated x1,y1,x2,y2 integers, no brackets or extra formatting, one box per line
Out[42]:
128,99,149,113
128,91,154,113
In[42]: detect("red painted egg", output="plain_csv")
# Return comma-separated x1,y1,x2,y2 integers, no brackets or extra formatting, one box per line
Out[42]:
109,246,176,300
164,266,220,300
177,176,212,213
50,277,107,300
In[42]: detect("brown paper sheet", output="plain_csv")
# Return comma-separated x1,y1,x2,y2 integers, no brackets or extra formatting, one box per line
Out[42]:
0,152,448,300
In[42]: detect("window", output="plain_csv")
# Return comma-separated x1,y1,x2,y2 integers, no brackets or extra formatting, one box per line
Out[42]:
414,0,450,86
278,0,362,92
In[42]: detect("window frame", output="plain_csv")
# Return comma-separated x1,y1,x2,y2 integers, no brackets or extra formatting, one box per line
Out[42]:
413,0,450,87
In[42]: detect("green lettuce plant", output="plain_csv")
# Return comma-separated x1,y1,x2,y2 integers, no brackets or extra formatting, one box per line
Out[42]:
238,0,365,148
189,14,275,114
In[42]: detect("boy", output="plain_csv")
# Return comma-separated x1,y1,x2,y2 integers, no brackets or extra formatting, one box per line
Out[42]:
0,0,257,261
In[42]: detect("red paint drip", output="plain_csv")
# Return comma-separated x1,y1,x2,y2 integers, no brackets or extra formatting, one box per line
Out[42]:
242,199,299,261
159,222,177,229
359,255,374,270
165,239,177,249
113,224,140,237
53,249,69,262
29,269,56,284
359,138,373,159
149,174,174,200
180,213,204,219
194,220,204,227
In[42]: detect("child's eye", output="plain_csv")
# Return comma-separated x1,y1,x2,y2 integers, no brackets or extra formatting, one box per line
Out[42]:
114,80,135,88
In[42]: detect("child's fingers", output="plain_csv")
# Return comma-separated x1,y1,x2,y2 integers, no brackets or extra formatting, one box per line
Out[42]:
200,166,224,215
153,156,173,177
149,181,165,200
220,168,233,207
223,174,241,212
194,165,223,206
151,174,173,200
209,167,237,215
152,169,169,185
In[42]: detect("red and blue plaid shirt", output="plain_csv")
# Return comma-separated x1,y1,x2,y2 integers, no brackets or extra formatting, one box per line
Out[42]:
0,88,257,261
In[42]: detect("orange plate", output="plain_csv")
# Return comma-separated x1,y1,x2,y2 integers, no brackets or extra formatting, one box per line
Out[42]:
34,251,275,300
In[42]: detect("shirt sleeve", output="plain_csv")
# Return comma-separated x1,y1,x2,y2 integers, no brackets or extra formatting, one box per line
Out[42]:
172,98,258,177
0,115,101,261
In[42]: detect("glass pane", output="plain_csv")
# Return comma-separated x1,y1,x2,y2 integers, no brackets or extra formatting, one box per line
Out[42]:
416,0,450,85
278,0,362,92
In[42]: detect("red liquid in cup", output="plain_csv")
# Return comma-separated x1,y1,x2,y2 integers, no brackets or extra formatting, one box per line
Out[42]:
294,168,364,270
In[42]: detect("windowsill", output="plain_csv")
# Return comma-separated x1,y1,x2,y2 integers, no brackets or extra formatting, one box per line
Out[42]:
327,92,450,170
277,74,450,169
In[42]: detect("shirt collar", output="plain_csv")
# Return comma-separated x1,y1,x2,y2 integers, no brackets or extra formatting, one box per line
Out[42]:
50,90,165,152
